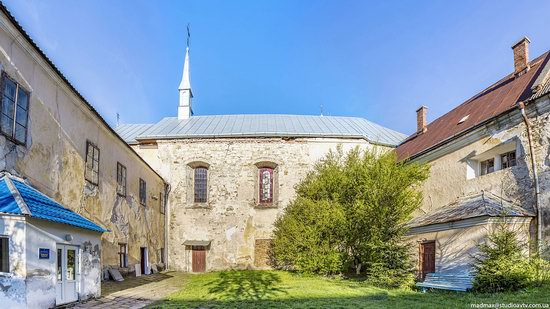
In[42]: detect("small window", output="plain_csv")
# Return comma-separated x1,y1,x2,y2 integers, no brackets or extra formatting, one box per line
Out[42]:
0,237,8,272
118,243,128,268
194,167,208,203
116,162,127,196
85,141,100,185
258,168,273,204
139,178,147,206
501,151,517,169
0,73,30,145
480,158,494,176
160,248,165,264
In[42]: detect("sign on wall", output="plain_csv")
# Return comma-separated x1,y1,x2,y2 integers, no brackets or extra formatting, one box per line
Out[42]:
39,248,50,259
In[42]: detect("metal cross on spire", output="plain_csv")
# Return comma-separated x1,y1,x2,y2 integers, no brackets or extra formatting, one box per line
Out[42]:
186,23,191,48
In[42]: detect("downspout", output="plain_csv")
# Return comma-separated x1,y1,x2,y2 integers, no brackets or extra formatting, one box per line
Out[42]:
164,183,172,270
518,101,542,253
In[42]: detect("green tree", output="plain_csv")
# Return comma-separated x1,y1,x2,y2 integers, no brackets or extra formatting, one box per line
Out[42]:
473,222,549,292
272,146,429,286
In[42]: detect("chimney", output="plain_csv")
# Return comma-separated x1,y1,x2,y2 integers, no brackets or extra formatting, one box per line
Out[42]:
416,106,428,134
512,37,530,76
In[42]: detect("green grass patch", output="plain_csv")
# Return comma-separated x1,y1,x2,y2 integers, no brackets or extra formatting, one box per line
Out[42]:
149,270,550,308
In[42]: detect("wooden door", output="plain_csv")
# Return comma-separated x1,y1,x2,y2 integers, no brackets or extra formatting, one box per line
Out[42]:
419,241,435,280
192,246,206,272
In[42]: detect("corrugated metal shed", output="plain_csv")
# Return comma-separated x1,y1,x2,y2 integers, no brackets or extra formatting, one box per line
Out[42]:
0,174,107,233
116,115,407,146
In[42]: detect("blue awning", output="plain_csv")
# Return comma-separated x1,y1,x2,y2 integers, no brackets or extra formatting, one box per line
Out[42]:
0,174,107,233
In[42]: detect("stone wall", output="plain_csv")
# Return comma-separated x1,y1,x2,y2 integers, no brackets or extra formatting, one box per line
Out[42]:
0,12,166,274
132,137,383,271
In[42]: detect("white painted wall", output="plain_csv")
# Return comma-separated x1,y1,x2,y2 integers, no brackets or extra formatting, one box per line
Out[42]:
0,215,101,308
0,215,26,309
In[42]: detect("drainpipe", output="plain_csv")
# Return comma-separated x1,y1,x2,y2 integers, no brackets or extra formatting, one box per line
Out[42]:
164,183,172,270
518,101,542,253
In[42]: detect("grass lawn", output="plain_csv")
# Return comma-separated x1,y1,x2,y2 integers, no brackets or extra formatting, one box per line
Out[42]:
148,270,550,308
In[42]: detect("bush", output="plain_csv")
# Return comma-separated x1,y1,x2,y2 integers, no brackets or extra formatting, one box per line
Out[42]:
473,222,550,293
271,146,429,287
271,198,346,275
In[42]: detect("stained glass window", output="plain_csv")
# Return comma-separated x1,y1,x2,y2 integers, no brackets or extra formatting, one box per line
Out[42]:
259,168,273,204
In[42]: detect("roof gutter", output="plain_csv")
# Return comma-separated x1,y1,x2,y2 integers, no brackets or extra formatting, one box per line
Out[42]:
518,101,542,254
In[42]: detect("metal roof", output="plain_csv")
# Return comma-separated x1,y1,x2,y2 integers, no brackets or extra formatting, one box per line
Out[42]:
116,115,407,146
407,192,534,228
396,52,550,161
0,174,107,233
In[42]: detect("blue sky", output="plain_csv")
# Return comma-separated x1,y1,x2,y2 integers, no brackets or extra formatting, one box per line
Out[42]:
4,0,550,135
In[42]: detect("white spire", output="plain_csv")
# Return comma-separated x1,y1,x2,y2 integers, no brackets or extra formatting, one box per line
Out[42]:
178,46,193,119
179,47,191,90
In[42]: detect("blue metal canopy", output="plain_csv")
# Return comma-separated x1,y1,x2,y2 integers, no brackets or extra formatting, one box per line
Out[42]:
0,174,107,233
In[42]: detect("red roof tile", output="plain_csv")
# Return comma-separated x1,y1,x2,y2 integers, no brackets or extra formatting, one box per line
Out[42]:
396,52,550,161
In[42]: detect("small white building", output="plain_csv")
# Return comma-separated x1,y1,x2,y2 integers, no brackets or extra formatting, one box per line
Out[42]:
0,173,106,308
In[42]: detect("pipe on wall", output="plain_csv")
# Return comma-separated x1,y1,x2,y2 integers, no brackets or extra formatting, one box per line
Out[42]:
518,101,542,253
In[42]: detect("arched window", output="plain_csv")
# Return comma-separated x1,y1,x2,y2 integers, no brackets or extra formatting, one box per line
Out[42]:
194,167,208,203
258,167,273,204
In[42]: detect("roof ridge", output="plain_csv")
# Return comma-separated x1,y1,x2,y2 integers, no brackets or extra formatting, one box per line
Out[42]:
4,176,31,215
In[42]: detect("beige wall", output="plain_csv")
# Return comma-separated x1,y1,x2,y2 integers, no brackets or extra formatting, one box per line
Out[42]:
407,218,531,276
133,137,385,271
410,96,550,262
0,12,166,272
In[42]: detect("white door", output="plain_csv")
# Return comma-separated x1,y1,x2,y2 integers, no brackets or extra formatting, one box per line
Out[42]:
56,244,80,305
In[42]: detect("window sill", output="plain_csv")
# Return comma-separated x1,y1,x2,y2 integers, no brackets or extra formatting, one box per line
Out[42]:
254,203,278,209
472,165,517,179
188,203,211,209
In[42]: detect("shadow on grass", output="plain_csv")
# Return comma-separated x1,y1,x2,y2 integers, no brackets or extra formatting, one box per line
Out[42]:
206,270,287,301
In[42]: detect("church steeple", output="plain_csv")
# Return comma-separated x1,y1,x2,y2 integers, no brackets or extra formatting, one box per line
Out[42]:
178,25,193,120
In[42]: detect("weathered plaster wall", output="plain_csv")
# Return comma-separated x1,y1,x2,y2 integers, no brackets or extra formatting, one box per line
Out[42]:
414,96,550,252
133,137,382,271
407,218,531,276
0,11,166,277
25,219,102,308
0,216,26,309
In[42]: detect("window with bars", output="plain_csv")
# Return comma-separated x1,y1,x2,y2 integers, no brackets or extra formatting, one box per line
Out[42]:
116,162,127,196
118,243,128,268
0,73,29,145
501,151,517,169
85,141,100,185
194,167,208,203
139,178,147,206
259,167,273,204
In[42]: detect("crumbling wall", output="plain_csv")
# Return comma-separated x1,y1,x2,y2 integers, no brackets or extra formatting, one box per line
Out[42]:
0,13,166,281
133,138,380,271
415,96,550,253
0,216,26,309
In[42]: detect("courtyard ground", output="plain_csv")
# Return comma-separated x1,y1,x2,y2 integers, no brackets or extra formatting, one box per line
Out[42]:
148,270,550,309
72,272,187,309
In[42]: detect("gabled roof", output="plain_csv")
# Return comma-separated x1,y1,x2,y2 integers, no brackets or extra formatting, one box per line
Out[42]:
116,115,407,147
0,174,107,233
396,52,550,161
0,3,164,182
407,192,534,228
